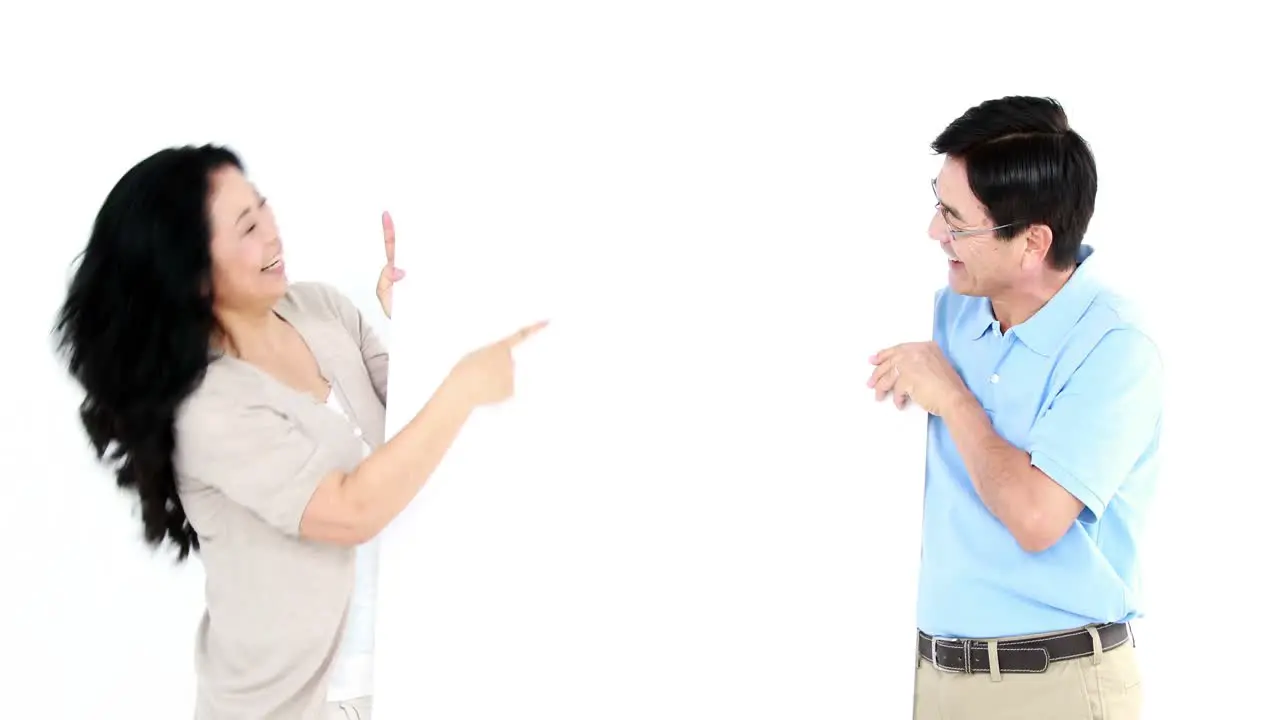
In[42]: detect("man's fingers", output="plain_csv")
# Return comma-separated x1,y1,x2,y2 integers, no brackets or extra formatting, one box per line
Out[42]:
872,364,899,401
869,345,901,365
867,360,896,390
875,373,898,401
382,211,396,263
894,388,910,409
504,320,550,348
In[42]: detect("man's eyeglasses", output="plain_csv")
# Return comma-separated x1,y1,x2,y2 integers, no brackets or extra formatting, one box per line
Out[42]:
932,178,1021,240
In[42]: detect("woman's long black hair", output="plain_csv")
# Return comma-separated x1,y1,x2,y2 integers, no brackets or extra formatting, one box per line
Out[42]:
53,144,244,561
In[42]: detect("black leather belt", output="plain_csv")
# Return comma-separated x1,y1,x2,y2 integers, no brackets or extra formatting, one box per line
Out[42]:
917,622,1131,674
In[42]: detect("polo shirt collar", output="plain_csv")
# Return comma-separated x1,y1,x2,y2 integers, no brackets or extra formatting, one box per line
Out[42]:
961,244,1102,356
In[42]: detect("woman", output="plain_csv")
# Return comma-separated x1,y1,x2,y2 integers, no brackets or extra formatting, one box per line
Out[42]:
53,144,545,719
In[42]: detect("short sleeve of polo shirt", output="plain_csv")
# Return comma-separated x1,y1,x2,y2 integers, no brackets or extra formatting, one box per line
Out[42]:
174,393,336,537
1026,328,1163,523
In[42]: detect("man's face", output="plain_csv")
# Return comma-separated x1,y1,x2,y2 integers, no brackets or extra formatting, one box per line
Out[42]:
928,156,1027,298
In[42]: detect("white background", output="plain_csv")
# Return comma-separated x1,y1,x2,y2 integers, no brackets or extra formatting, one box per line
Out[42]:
370,5,938,714
0,2,1274,718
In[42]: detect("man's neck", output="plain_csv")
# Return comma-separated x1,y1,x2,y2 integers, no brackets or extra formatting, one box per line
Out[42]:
989,266,1075,332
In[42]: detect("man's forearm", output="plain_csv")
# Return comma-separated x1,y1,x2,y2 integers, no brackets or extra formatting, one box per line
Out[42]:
940,394,1063,552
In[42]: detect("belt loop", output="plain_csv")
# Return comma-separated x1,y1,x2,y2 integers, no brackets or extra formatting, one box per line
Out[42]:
1086,625,1103,666
987,640,1002,682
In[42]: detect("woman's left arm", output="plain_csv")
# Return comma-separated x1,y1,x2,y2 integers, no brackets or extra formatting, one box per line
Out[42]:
356,210,402,404
322,284,391,404
356,309,390,405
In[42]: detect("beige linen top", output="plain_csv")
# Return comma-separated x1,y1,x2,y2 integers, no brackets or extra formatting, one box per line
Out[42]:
173,282,389,719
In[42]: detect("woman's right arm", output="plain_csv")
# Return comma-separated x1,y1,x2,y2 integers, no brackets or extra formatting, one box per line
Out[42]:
299,319,548,545
300,380,472,545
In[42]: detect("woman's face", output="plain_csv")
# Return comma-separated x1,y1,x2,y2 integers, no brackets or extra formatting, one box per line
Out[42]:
207,166,287,311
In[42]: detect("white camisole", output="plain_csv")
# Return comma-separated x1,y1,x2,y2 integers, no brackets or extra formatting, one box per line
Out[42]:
322,389,380,702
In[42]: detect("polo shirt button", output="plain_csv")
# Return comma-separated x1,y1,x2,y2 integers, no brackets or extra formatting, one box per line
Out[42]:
989,374,1000,384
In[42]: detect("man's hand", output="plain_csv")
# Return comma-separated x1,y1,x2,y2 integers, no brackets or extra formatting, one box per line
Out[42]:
867,341,972,417
376,211,405,319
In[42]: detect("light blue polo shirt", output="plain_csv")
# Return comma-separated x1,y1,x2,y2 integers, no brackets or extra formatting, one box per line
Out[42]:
916,245,1163,639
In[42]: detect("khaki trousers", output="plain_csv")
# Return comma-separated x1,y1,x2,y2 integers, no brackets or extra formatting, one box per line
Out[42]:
913,625,1142,720
325,695,373,720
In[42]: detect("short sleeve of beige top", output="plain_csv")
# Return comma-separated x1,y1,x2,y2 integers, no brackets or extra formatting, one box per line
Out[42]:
173,282,389,720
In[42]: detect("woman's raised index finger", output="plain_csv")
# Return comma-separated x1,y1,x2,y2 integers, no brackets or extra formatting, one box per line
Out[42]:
382,211,396,262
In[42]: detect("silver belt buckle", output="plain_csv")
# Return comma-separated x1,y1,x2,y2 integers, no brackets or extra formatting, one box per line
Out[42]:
930,635,957,672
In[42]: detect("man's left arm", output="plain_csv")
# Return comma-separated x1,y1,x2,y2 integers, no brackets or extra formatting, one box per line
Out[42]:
941,328,1163,553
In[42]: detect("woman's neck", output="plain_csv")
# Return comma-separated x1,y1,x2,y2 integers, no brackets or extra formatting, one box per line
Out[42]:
214,305,287,359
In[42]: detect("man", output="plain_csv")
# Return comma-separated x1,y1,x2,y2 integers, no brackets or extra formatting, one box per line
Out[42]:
869,96,1162,719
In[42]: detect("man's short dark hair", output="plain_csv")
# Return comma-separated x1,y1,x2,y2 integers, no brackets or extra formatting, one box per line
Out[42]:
932,96,1097,271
